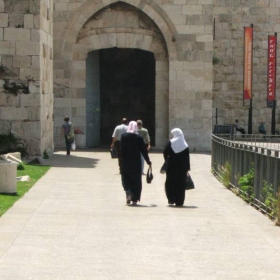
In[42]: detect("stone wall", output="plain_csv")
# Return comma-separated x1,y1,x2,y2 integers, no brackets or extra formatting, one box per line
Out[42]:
213,0,280,133
53,0,213,151
0,0,53,156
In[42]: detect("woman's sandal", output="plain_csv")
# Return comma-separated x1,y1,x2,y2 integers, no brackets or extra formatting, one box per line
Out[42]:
126,194,131,204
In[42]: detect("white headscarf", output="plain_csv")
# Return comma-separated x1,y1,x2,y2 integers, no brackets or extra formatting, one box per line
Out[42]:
170,128,188,153
127,121,138,134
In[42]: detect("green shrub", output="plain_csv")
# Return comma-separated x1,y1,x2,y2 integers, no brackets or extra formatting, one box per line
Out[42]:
275,189,280,226
0,133,27,156
238,164,254,202
17,163,25,170
43,150,49,159
261,181,277,215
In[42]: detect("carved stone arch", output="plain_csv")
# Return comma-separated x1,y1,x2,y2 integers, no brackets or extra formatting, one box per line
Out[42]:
54,0,171,148
74,32,167,61
59,0,180,60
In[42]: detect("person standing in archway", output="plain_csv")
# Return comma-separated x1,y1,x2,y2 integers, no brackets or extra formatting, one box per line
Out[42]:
111,118,128,173
60,116,75,156
121,121,152,205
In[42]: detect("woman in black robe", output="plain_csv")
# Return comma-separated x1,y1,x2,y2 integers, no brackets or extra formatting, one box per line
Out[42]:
163,128,190,206
121,121,152,205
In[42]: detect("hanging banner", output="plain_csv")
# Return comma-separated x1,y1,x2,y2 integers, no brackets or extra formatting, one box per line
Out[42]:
267,35,277,107
244,27,253,100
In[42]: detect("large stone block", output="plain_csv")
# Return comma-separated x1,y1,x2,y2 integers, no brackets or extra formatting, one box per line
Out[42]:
71,98,85,108
186,79,204,90
24,14,34,29
13,56,31,68
54,3,68,12
72,69,86,80
20,93,40,107
177,24,204,34
71,117,87,126
1,55,13,67
0,41,16,55
28,107,41,121
16,42,41,56
190,118,203,129
31,29,41,42
2,92,20,107
19,67,40,80
0,13,8,27
183,5,203,15
168,14,186,24
30,56,41,69
196,34,213,42
162,5,183,15
54,98,71,108
156,80,168,91
72,61,86,70
0,0,4,13
67,3,82,12
0,107,28,121
176,70,190,80
4,28,31,41
75,107,86,118
156,70,169,81
199,0,213,5
11,121,40,140
170,80,185,91
25,138,41,156
0,121,11,134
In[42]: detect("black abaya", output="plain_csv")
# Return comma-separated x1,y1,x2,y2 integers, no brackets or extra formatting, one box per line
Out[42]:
121,133,151,202
163,141,190,206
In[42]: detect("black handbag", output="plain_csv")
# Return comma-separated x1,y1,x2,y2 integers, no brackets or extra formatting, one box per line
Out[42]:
146,166,153,184
185,173,195,190
110,148,118,159
66,134,75,144
160,157,169,174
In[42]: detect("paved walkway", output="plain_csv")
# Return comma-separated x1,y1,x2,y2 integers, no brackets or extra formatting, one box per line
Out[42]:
0,150,280,279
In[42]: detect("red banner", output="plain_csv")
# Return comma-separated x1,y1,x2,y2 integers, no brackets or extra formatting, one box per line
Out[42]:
267,35,277,103
244,27,253,100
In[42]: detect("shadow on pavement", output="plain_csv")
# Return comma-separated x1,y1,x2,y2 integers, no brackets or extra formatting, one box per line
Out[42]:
127,204,158,207
167,205,198,209
43,153,99,168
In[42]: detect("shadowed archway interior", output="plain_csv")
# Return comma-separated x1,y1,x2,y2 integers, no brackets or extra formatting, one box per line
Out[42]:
86,48,155,147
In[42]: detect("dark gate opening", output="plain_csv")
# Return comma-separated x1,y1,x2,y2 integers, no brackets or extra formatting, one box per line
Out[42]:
99,48,155,145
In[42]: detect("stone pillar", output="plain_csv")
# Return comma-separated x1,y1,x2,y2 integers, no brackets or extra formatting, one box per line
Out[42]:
0,0,54,156
0,161,17,194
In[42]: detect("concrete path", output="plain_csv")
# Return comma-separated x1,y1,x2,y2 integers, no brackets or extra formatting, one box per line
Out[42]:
0,150,280,280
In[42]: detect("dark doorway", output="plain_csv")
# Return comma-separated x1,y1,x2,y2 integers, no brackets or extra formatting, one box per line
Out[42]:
99,48,155,145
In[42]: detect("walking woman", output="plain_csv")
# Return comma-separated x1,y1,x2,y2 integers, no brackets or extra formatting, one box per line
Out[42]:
121,121,152,205
163,128,190,206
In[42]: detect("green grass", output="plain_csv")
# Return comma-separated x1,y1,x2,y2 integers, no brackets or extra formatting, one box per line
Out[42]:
0,164,51,217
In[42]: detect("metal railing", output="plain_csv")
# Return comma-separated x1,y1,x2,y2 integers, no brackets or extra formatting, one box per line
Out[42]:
211,134,280,199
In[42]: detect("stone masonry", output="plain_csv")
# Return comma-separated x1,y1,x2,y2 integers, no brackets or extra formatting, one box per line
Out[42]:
0,0,279,155
0,0,53,156
213,0,280,133
53,0,213,151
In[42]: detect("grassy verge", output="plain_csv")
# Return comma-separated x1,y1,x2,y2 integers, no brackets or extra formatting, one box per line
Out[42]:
0,164,51,217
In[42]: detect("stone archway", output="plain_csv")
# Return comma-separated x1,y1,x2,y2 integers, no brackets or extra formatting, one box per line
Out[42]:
59,0,180,60
54,1,173,147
